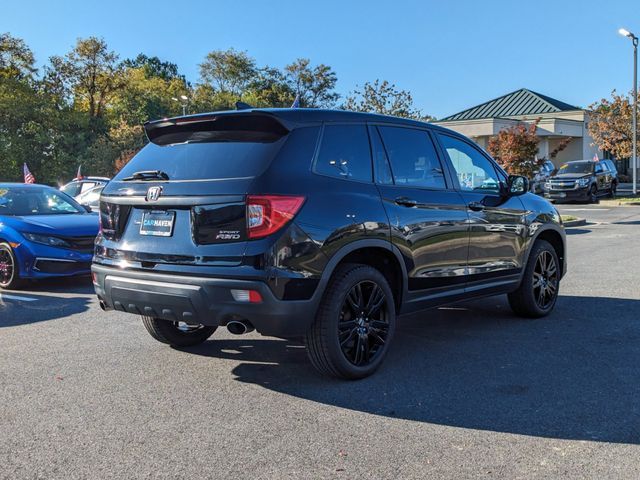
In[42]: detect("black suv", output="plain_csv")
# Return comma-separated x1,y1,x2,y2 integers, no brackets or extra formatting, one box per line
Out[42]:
93,109,566,379
545,159,617,203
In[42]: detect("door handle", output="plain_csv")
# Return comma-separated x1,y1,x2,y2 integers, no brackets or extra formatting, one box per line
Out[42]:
395,196,418,207
468,201,485,212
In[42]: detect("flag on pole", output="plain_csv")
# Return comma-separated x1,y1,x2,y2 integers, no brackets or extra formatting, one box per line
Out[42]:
23,163,35,184
291,94,300,109
593,153,599,162
75,165,83,180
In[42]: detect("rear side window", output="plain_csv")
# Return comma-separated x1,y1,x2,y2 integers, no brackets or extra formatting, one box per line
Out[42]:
314,125,372,182
378,126,446,189
115,138,287,181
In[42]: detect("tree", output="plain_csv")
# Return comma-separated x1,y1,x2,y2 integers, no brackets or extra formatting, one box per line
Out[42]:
284,58,338,108
122,54,185,82
487,119,543,177
110,65,189,125
587,90,640,159
199,48,257,96
342,79,430,121
244,67,295,108
0,32,36,80
47,37,125,121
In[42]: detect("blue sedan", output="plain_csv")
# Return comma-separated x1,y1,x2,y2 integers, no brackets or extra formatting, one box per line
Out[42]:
0,183,99,289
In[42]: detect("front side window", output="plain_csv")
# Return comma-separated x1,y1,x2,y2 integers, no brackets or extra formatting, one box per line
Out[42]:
437,133,501,193
378,126,446,189
314,125,372,182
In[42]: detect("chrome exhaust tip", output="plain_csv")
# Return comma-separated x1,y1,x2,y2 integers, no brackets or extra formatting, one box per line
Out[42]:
226,320,255,335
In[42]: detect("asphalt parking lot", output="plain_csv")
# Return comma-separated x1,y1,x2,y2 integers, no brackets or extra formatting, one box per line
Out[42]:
1,204,640,479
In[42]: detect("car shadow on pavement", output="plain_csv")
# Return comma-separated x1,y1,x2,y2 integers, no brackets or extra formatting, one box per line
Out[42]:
23,275,94,295
188,294,640,445
0,277,93,327
564,228,591,235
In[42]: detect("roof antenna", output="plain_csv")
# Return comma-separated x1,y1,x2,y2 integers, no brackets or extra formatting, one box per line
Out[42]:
236,101,254,110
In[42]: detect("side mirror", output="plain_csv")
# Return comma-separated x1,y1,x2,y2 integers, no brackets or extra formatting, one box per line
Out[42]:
505,175,529,196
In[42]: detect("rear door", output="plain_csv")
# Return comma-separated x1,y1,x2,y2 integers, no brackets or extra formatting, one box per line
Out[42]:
434,132,527,291
98,113,293,271
371,125,470,307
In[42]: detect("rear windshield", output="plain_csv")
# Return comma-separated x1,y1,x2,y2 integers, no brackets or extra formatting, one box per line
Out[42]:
114,137,287,181
558,162,593,174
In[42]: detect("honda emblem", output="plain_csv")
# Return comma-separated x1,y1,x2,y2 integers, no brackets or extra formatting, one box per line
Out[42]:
146,186,163,202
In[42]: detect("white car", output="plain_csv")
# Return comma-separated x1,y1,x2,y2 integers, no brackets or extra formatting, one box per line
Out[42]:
74,184,104,212
60,177,110,198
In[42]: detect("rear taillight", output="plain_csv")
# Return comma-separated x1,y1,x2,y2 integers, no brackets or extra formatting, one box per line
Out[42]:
246,195,305,239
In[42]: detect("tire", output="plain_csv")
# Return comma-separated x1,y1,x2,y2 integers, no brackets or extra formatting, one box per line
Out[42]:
305,263,396,380
508,240,560,318
588,184,598,203
141,316,216,347
608,182,617,198
0,243,24,290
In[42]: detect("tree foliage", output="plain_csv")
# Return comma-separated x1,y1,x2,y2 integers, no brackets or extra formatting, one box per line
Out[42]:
284,58,338,108
587,90,640,159
0,33,432,184
343,79,430,121
487,120,543,177
0,32,36,80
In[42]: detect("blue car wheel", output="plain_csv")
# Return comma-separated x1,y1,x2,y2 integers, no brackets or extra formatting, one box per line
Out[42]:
0,243,23,290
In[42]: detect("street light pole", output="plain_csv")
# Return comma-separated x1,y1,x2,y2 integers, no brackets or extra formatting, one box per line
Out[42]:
634,36,638,195
171,95,190,117
620,28,638,194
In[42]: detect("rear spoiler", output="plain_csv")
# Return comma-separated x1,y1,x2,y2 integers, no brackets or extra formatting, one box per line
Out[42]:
144,111,290,146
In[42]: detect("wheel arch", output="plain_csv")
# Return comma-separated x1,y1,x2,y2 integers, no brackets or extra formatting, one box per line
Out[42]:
529,226,566,278
316,240,407,311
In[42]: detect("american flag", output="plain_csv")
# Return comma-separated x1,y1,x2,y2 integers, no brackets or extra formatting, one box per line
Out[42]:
23,163,35,184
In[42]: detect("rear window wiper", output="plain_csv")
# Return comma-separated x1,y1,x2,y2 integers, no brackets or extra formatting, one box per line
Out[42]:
122,170,170,181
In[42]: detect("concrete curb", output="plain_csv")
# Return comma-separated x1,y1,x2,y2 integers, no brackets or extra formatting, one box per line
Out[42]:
563,218,587,228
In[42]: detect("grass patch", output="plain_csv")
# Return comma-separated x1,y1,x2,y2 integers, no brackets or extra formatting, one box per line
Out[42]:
561,215,578,222
614,196,640,204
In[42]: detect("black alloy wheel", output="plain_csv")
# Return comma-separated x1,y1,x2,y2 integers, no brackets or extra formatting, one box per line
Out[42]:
532,250,558,310
338,280,391,366
589,185,598,203
508,239,560,318
0,243,22,290
305,264,396,380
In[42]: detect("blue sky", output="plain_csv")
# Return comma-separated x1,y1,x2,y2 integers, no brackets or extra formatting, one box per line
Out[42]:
4,0,638,118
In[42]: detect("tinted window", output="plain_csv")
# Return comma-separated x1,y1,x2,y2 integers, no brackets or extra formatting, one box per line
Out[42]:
370,127,393,185
378,127,446,189
314,125,372,182
437,134,501,193
115,137,287,181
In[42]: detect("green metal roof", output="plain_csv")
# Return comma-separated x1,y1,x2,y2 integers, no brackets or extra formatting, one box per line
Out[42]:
440,88,580,121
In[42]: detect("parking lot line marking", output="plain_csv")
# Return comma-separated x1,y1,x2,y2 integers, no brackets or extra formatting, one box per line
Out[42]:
0,293,38,302
561,208,610,212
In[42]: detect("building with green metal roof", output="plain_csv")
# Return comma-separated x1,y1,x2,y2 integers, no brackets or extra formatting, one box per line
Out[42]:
435,88,602,166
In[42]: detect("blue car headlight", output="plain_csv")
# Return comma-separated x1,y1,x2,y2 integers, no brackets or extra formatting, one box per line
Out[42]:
22,232,71,248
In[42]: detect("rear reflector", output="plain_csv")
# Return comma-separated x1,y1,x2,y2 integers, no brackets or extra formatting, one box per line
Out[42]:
246,195,305,239
231,289,263,303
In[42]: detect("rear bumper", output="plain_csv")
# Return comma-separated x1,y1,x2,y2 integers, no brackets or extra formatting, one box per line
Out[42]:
92,264,318,337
